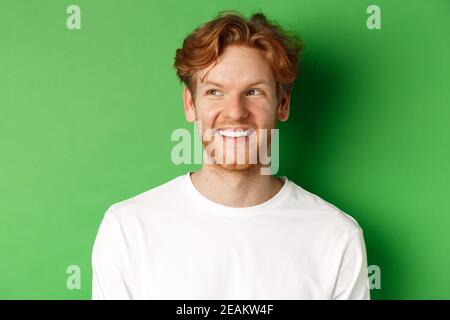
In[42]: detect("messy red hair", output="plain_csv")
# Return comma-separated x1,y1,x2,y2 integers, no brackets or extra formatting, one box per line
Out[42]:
174,11,303,101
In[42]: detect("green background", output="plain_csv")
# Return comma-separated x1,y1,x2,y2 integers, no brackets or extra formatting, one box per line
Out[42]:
1,0,449,299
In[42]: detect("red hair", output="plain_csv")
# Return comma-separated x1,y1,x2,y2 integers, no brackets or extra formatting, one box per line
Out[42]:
174,11,303,101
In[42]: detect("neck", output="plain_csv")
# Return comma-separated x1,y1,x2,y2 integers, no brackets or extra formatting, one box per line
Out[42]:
190,165,284,208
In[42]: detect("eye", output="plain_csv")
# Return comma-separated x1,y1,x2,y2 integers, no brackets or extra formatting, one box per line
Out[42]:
247,89,262,96
206,89,223,96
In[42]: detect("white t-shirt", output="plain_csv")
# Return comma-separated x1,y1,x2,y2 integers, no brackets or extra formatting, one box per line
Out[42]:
92,171,370,300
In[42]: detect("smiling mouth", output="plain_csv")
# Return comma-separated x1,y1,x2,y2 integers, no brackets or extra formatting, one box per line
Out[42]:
216,128,255,138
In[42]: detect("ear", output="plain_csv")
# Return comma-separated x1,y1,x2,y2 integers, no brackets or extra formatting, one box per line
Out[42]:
276,92,291,122
183,86,196,122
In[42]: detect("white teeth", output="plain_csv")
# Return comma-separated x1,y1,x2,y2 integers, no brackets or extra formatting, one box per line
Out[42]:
218,129,253,138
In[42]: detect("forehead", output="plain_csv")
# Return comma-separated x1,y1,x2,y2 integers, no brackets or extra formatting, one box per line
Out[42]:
197,45,275,88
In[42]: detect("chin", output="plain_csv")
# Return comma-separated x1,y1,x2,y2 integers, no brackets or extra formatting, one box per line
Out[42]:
202,139,267,173
214,163,259,173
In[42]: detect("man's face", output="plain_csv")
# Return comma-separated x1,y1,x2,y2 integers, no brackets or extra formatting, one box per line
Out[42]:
183,45,290,172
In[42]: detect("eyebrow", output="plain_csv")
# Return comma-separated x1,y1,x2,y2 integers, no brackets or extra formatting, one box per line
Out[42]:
201,80,270,88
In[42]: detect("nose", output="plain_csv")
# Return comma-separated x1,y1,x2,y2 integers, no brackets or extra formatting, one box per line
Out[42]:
223,94,249,121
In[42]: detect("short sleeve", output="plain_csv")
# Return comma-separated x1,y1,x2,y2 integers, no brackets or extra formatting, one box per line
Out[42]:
331,228,370,300
91,206,134,299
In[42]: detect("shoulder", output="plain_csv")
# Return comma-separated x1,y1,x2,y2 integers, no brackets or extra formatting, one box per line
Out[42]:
285,177,363,237
101,173,186,225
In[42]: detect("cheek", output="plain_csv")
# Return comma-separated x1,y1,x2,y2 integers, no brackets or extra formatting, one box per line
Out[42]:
199,109,220,125
249,96,277,110
194,103,221,134
248,104,278,127
194,99,218,117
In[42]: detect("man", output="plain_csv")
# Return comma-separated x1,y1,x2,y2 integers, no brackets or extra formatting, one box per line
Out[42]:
92,11,370,300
